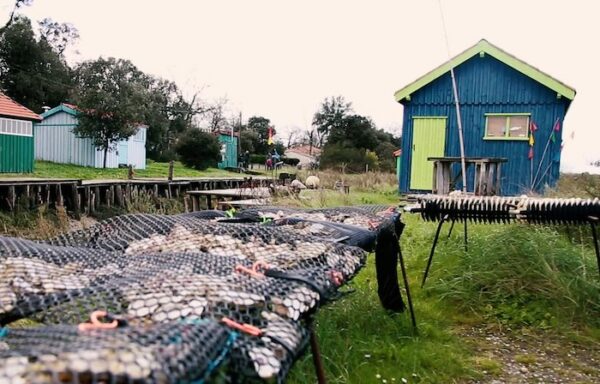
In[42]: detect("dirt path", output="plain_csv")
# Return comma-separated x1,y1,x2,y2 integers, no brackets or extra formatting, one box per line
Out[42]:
462,325,599,383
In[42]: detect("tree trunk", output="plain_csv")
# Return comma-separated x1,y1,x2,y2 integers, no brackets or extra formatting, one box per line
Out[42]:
103,146,108,168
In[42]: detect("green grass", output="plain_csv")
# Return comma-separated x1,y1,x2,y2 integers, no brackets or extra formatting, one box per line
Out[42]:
0,160,246,179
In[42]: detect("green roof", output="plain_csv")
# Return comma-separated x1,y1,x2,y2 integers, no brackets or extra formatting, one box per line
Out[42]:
40,103,78,119
394,39,576,102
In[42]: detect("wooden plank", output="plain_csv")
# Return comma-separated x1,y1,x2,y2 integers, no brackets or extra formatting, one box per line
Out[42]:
442,163,451,194
432,162,439,194
187,187,271,199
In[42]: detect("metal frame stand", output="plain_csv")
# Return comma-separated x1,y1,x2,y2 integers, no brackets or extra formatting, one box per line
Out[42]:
464,220,468,252
422,215,469,288
398,244,417,332
309,326,327,384
447,219,468,250
421,215,449,287
447,219,456,238
589,217,600,278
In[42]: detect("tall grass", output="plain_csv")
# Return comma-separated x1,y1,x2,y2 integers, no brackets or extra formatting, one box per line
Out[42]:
421,222,600,328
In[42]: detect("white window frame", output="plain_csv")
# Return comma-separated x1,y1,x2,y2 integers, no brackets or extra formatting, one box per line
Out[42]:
0,117,33,137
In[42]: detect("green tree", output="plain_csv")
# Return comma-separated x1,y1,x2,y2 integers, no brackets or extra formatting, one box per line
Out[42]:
73,57,148,168
327,114,378,150
312,96,352,147
0,16,73,112
320,144,377,173
176,130,221,170
246,116,274,155
142,79,201,161
240,129,258,154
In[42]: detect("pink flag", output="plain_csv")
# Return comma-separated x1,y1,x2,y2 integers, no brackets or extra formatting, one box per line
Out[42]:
528,147,534,160
553,118,561,132
530,121,538,132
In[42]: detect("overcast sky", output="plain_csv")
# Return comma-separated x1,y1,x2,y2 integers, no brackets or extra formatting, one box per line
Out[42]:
5,0,599,173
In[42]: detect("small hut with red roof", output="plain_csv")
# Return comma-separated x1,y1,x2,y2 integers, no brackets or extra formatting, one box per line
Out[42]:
0,92,41,173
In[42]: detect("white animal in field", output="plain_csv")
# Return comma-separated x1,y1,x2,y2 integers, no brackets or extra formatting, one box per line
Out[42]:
305,176,320,189
290,179,307,190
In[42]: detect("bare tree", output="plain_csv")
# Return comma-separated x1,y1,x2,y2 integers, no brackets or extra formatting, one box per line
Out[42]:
0,0,33,37
38,18,80,56
305,128,320,156
204,97,230,132
286,128,302,148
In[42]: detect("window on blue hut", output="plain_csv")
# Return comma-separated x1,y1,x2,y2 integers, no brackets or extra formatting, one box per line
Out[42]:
484,114,530,140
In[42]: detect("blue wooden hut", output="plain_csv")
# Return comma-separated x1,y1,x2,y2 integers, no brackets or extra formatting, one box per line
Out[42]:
394,39,576,196
216,131,238,169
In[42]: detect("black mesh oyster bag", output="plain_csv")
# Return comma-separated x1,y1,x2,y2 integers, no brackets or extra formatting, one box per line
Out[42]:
0,319,235,383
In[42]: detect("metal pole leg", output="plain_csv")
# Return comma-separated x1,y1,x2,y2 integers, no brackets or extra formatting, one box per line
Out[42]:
464,220,468,252
589,219,600,278
398,244,417,333
447,219,456,239
310,327,327,384
421,215,448,288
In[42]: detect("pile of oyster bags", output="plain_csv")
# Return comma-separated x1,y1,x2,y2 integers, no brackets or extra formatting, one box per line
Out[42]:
0,205,404,383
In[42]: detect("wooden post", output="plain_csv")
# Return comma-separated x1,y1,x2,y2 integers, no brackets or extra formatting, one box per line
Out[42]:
94,187,100,211
128,165,134,180
71,184,81,219
84,187,91,215
115,185,123,207
56,185,64,207
125,183,131,205
89,189,96,214
495,163,502,196
192,195,199,211
8,186,16,211
25,185,31,208
168,160,174,181
184,195,190,212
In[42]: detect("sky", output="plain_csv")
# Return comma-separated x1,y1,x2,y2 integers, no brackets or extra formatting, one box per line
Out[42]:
4,0,599,173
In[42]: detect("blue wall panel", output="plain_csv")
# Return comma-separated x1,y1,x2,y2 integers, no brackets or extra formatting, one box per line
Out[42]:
399,55,570,196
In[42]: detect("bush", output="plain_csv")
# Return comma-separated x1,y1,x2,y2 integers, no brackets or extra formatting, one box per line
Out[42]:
250,154,267,164
283,157,300,166
150,148,179,163
175,130,221,170
320,144,379,172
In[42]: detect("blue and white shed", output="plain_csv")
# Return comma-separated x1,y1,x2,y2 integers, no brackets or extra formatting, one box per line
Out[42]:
34,103,147,169
394,40,576,196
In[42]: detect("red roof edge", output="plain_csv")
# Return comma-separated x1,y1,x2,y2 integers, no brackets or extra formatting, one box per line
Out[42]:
0,93,41,121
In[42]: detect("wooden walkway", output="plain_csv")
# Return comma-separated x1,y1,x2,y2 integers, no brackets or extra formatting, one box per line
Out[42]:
0,176,272,216
187,187,272,210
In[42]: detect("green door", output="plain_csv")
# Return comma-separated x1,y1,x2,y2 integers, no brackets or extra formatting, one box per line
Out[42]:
410,117,446,190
